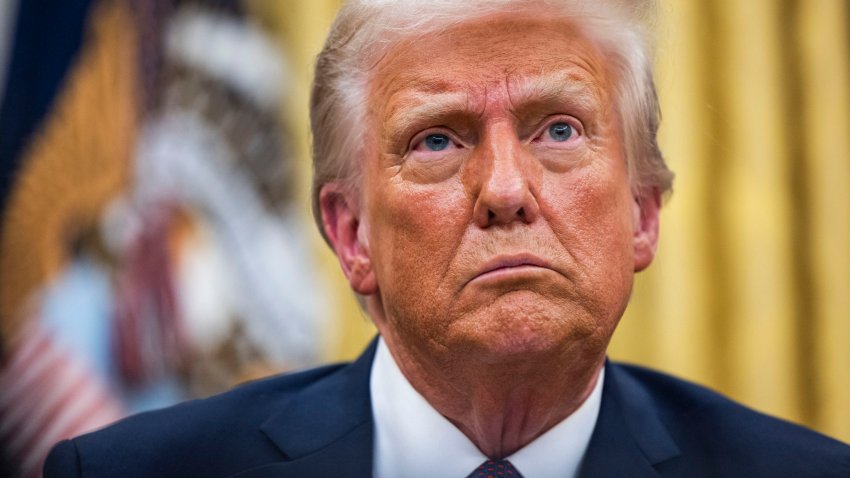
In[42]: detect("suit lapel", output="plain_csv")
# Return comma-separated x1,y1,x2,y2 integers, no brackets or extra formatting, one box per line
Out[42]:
227,344,682,477
228,422,373,478
230,339,378,478
579,362,681,477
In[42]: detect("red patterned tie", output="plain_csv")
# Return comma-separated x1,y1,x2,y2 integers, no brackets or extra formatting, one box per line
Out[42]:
467,459,524,478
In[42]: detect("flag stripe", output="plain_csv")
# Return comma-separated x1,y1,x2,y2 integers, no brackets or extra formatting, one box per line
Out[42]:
4,357,89,451
0,324,123,478
0,340,61,410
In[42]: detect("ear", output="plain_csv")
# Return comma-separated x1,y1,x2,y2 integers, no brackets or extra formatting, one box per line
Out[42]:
319,183,378,295
632,188,661,272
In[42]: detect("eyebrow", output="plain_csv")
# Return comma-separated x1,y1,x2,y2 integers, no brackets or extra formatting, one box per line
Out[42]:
381,69,604,138
506,70,602,118
383,89,478,136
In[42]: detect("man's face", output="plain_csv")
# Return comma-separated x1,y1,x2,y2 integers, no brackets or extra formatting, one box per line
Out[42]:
323,14,660,363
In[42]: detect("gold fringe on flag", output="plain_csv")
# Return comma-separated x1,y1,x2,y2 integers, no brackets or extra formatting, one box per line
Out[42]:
0,0,139,345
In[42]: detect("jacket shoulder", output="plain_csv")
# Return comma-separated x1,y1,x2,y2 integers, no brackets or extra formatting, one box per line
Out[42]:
609,362,850,476
44,362,349,478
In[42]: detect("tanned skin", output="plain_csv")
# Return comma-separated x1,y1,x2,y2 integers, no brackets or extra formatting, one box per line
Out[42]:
320,13,661,459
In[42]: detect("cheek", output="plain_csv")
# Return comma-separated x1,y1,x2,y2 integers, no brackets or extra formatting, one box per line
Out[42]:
543,165,635,280
367,177,470,306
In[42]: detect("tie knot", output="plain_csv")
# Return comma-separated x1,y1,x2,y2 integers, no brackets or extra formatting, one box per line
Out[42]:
467,459,524,478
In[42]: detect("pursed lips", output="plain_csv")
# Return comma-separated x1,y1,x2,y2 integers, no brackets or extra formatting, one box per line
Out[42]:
467,253,554,286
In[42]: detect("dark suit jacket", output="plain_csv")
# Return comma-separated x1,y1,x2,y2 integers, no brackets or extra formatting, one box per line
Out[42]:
45,339,850,477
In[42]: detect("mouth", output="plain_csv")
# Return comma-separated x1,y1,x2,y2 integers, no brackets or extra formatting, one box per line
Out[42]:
467,253,553,285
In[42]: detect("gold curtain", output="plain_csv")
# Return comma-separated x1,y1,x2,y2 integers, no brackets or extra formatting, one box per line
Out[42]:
613,0,850,443
251,0,850,442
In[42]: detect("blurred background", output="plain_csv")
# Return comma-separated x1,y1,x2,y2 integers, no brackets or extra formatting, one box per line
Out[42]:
0,0,847,476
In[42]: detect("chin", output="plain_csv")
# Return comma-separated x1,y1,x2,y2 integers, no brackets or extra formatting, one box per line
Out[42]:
446,291,604,363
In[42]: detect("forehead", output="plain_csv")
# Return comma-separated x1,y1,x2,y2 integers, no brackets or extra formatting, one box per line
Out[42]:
368,13,613,114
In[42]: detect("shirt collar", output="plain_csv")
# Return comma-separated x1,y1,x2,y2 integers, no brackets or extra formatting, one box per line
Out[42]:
370,337,604,478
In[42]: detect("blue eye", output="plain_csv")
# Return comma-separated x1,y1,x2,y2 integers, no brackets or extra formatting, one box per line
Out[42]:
424,134,450,151
548,122,573,142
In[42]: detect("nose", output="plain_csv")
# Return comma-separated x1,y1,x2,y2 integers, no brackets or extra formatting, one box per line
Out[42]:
472,126,540,228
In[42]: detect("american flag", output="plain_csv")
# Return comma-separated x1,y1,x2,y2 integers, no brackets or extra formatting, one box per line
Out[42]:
0,322,124,478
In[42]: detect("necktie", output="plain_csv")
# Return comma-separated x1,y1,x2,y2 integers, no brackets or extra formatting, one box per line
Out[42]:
467,459,524,478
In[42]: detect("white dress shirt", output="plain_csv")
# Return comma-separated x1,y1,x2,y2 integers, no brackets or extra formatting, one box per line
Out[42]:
371,338,604,478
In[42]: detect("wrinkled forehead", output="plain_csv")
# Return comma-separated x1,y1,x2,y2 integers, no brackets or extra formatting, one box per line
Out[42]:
366,13,616,124
389,15,606,73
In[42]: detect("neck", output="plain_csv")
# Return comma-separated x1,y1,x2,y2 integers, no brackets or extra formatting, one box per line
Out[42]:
379,328,606,458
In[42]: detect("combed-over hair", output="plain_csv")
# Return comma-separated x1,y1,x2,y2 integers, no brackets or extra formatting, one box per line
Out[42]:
310,0,673,241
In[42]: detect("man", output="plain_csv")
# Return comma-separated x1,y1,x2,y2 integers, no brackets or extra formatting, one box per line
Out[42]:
45,0,850,476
